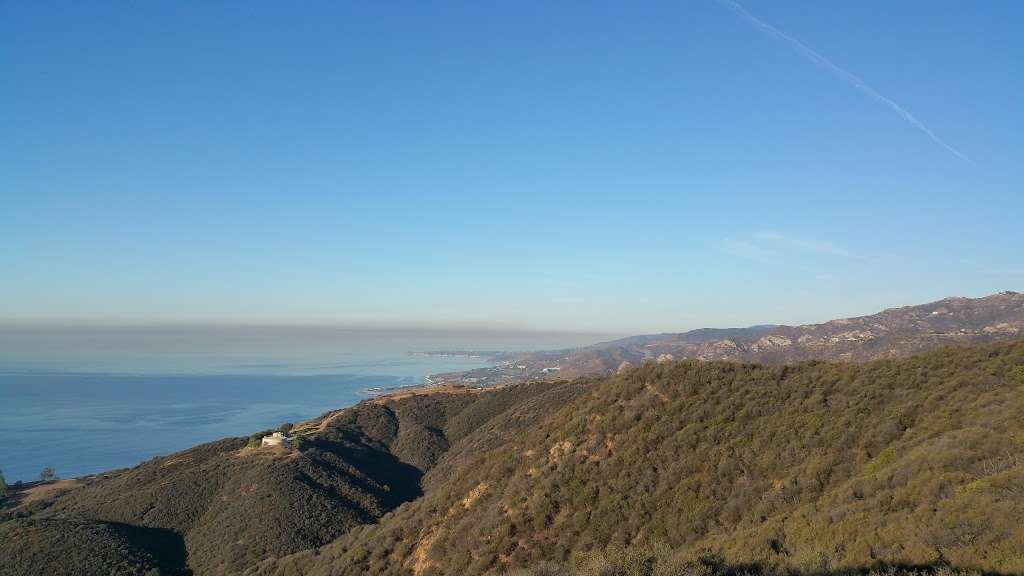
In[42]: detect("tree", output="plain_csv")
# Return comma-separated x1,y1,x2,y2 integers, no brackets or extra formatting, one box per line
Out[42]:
0,469,7,499
39,467,57,482
247,428,275,449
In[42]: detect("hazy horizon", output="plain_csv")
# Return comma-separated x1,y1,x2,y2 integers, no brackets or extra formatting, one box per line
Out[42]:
0,287,1019,335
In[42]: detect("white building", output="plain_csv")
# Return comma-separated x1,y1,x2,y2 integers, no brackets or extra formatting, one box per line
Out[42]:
261,431,292,448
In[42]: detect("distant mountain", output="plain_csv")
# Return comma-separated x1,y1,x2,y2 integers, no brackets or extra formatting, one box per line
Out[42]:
496,291,1024,380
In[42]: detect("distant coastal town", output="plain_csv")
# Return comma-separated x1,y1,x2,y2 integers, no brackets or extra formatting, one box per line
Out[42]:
407,350,505,359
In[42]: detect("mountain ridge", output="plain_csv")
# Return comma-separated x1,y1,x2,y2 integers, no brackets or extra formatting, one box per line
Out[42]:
431,291,1023,385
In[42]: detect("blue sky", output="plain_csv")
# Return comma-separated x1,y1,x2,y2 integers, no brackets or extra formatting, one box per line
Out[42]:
2,1,1021,333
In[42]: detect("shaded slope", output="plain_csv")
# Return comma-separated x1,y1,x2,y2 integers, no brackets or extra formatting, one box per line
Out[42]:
0,518,186,576
1,381,582,575
40,434,415,575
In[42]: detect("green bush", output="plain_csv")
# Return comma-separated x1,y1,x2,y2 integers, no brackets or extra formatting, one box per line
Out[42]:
246,429,274,449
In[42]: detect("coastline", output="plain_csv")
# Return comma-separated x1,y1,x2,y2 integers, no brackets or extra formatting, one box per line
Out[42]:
0,371,411,483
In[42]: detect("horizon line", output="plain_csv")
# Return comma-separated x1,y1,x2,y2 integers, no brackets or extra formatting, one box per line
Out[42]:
0,318,623,336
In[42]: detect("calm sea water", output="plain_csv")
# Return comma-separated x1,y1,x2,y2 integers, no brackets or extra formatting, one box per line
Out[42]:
0,325,605,482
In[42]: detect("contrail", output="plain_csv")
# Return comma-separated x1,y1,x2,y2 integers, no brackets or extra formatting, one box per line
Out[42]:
719,0,971,162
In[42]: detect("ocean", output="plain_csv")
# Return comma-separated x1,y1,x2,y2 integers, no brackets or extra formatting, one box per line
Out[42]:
0,325,604,483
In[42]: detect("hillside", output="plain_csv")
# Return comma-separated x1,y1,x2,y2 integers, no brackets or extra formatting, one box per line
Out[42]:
566,291,1024,369
435,292,1024,385
0,381,583,576
248,340,1024,576
4,339,1024,575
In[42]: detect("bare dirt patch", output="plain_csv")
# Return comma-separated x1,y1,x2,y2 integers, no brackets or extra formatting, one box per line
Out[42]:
10,479,82,508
